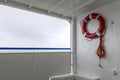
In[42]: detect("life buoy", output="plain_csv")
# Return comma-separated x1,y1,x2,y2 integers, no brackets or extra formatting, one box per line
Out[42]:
81,13,105,39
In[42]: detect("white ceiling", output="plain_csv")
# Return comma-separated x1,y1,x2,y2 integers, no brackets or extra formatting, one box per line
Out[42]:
0,0,115,20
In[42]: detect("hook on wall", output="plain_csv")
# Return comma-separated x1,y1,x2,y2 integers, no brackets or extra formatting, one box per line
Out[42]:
111,20,115,25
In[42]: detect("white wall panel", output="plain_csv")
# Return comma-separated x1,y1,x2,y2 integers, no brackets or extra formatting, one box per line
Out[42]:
0,52,71,80
113,13,120,80
76,0,120,80
0,54,33,80
35,52,71,80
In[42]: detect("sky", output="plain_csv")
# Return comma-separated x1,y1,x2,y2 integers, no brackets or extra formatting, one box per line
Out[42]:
0,4,70,48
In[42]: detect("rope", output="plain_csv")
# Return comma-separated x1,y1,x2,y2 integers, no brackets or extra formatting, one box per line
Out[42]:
96,35,105,68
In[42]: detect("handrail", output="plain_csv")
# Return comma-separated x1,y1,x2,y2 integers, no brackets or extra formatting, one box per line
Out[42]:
0,47,71,50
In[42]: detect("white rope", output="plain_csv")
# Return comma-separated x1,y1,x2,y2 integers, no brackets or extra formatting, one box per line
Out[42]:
83,32,87,37
86,37,92,41
83,32,92,41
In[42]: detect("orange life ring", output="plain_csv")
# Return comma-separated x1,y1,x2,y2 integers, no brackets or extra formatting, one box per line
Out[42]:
81,13,105,39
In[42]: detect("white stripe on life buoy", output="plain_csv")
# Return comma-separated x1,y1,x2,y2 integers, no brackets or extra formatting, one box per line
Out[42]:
84,19,87,23
89,15,92,19
96,15,100,19
96,31,101,36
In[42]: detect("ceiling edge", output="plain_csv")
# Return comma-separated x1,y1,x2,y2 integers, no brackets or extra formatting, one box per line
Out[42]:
0,0,72,21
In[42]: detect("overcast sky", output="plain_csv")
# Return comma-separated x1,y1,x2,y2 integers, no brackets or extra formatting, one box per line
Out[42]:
0,4,70,48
